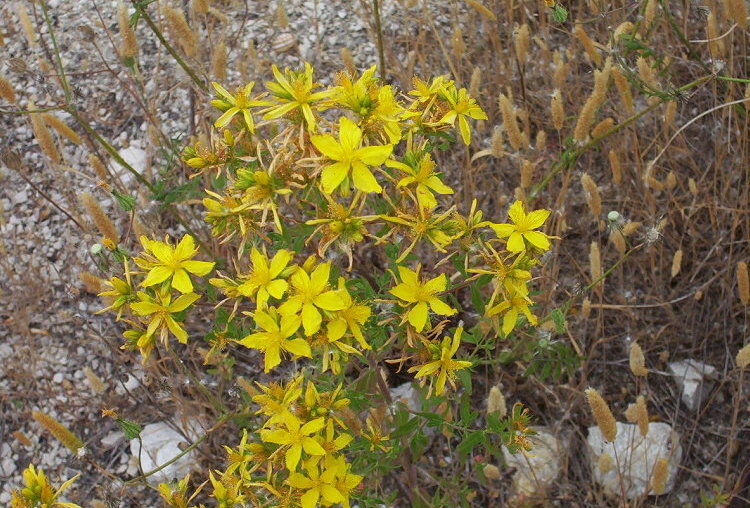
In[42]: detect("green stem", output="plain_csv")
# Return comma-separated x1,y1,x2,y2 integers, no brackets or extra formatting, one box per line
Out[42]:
134,3,208,93
39,1,71,102
372,0,387,80
0,105,66,114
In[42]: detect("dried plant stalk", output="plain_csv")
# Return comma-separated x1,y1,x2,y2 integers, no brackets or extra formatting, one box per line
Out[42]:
552,50,569,88
79,271,104,294
42,114,82,145
469,67,482,99
163,5,198,57
590,241,602,292
727,0,748,28
737,343,750,368
585,388,617,442
514,24,530,63
520,160,533,189
491,126,504,157
498,93,525,151
30,113,62,164
84,367,106,394
0,75,17,103
574,62,611,142
212,39,227,81
483,463,501,481
89,154,109,181
598,453,614,474
79,192,119,244
642,0,657,32
118,1,138,60
275,2,289,28
624,395,649,436
32,411,84,453
535,130,547,151
738,261,749,305
340,48,355,74
574,22,601,66
486,385,507,418
629,342,648,376
651,457,669,494
581,173,602,217
612,66,634,115
451,27,466,59
591,117,614,139
551,89,564,131
16,2,37,47
608,149,622,185
671,249,683,278
581,297,591,318
610,229,626,254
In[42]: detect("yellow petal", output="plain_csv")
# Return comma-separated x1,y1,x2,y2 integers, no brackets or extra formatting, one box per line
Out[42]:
171,269,194,293
506,231,525,252
321,162,350,194
141,266,173,287
407,302,429,331
351,162,382,193
357,144,393,166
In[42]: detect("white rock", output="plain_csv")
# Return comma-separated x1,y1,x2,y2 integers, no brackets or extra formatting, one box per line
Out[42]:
130,421,201,485
587,422,681,498
389,382,422,413
502,427,563,496
101,431,124,448
117,147,149,186
0,492,11,504
0,457,16,476
52,372,64,384
668,359,717,410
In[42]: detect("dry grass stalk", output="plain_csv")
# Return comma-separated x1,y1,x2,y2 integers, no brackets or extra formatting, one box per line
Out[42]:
15,2,37,47
490,126,504,157
552,50,569,88
451,27,466,59
664,101,677,129
585,388,617,442
42,114,82,145
520,160,533,189
13,431,32,447
581,297,591,318
89,154,109,181
665,171,677,190
688,177,698,195
469,67,482,99
612,66,634,115
0,75,17,103
236,376,258,396
573,62,611,142
598,453,614,474
83,367,106,394
212,39,227,81
191,0,209,15
31,410,84,453
610,229,626,254
514,24,530,63
590,241,602,291
727,0,747,29
629,341,648,376
671,249,683,278
118,1,137,60
79,192,119,244
163,5,198,57
535,130,547,151
737,344,750,368
624,395,649,436
651,457,669,494
498,93,525,151
30,113,62,164
486,385,507,418
551,89,564,131
581,173,602,217
591,117,614,139
637,57,659,104
608,149,622,185
275,2,289,29
738,261,749,305
706,13,725,57
613,21,634,40
646,175,664,191
340,48,355,74
79,271,104,294
642,0,657,32
574,22,602,66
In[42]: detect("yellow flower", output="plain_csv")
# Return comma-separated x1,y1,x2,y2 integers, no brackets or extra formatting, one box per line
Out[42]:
438,86,488,145
237,308,311,373
237,248,294,309
278,261,346,336
261,416,326,471
311,116,393,195
12,464,81,508
380,205,460,262
253,375,304,426
136,235,215,293
97,260,136,319
409,327,472,396
326,278,372,350
263,63,331,132
388,152,454,209
389,265,456,332
489,200,552,253
211,81,267,131
331,455,363,508
487,289,538,335
130,288,200,344
315,420,353,469
287,459,343,508
409,75,452,104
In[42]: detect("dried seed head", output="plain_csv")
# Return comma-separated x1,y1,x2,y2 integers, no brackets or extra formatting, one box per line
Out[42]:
665,170,677,190
452,27,466,59
498,93,524,151
727,0,748,28
581,297,591,318
16,2,37,47
483,463,501,481
642,0,657,32
42,114,82,145
688,177,698,195
491,126,504,157
612,65,634,115
706,12,725,57
608,149,622,185
89,154,109,181
738,261,749,305
8,58,27,74
191,0,209,15
163,5,198,57
118,1,138,60
514,24,530,63
552,50,570,88
664,100,677,129
613,21,634,40
520,160,533,189
610,229,626,254
78,24,97,42
13,431,32,447
212,39,227,81
0,75,17,103
591,117,615,139
30,112,62,164
622,221,641,236
340,47,356,74
79,192,119,244
598,453,614,474
535,130,547,151
585,388,617,442
551,89,564,131
79,271,104,294
589,241,602,290
574,22,601,66
83,367,106,394
624,395,649,436
469,66,482,99
629,341,648,376
486,385,507,418
737,343,750,368
581,173,602,217
275,2,289,28
651,457,669,494
671,249,683,278
32,411,84,453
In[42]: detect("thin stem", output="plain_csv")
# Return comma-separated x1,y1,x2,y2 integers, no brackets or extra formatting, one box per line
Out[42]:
39,1,72,102
372,0,387,81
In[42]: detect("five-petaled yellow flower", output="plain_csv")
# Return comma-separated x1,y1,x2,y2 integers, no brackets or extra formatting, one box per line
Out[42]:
388,152,454,209
489,200,552,253
263,63,331,132
261,415,326,471
130,288,200,344
487,289,538,336
409,326,472,396
211,81,267,132
389,265,456,332
237,248,293,309
326,278,372,350
137,235,215,293
287,459,343,508
311,116,393,195
237,308,311,372
439,86,488,145
279,261,346,336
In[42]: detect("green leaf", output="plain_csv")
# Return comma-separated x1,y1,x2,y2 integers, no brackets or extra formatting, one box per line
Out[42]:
551,4,568,23
117,418,142,439
551,308,566,334
391,416,420,439
112,189,136,212
456,430,485,461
